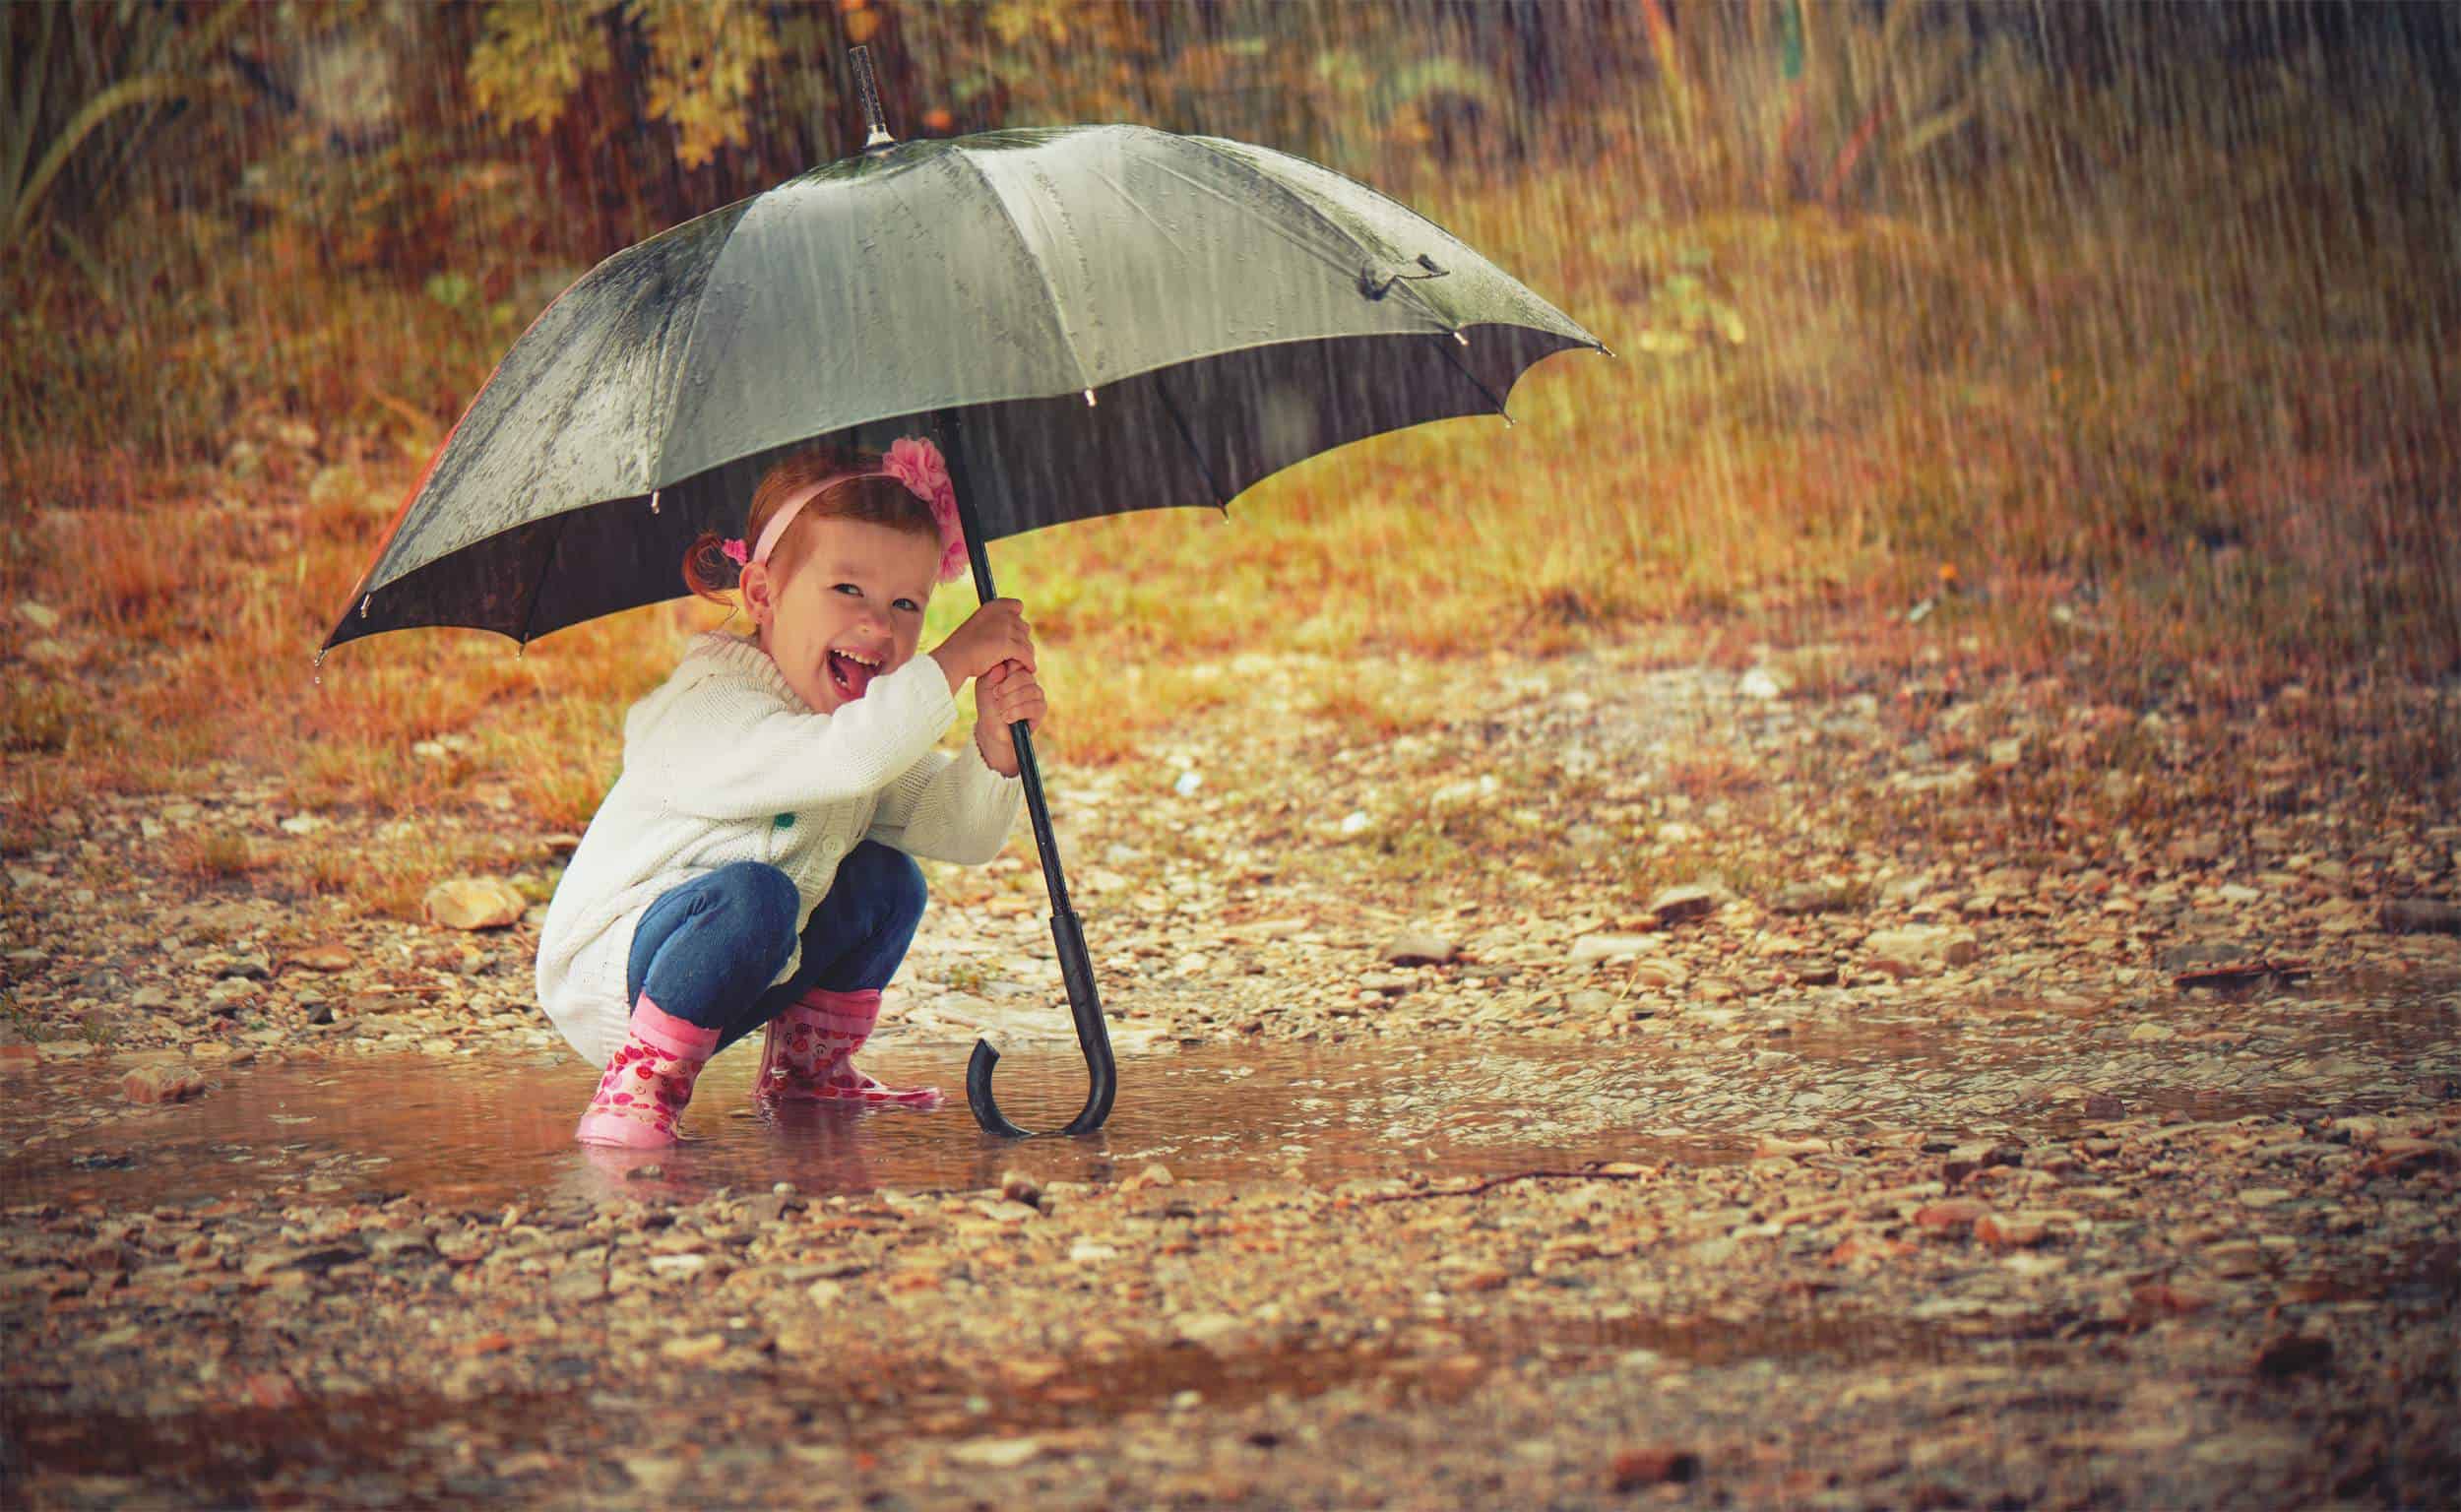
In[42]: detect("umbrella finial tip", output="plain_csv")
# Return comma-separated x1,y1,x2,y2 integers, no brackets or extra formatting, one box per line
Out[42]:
1083,388,1097,408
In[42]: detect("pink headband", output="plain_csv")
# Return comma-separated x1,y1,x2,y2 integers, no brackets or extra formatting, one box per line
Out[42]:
721,436,968,585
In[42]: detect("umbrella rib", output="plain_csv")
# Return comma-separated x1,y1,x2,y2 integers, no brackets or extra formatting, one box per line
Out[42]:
643,203,755,502
933,143,1098,396
1153,372,1231,510
1437,334,1514,421
514,508,578,650
1172,134,1457,335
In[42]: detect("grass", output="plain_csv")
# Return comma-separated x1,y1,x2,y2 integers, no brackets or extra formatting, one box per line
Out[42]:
3,48,2456,921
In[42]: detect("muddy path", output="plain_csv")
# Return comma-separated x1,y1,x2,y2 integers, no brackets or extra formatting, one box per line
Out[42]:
5,637,2458,1506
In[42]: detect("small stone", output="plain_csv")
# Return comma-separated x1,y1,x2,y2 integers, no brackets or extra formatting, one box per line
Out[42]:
1755,1136,1828,1160
121,1065,206,1104
1942,1140,2023,1185
660,1333,726,1363
1172,1312,1243,1345
1383,932,1458,968
1913,1199,1990,1232
805,1280,846,1308
2236,1187,2294,1209
999,1169,1042,1208
289,945,354,973
1569,934,1654,966
421,877,527,931
1770,881,1853,916
1976,1214,2048,1249
2127,1022,2176,1042
948,1437,1042,1469
15,601,61,631
1647,885,1720,925
218,953,273,981
1610,1448,1701,1489
1864,926,1980,975
1629,961,1685,989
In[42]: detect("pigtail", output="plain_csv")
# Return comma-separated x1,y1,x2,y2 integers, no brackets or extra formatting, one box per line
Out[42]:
680,531,739,606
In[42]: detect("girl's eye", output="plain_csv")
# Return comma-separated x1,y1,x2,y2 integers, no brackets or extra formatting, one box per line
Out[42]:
893,598,921,613
833,584,861,598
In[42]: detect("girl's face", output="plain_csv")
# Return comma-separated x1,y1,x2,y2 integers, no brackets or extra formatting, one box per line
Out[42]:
743,517,939,715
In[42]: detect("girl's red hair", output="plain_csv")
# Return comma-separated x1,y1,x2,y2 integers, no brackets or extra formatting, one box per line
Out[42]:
680,445,940,605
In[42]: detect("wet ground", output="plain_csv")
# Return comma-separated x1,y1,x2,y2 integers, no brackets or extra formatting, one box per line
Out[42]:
7,975,2458,1508
6,644,2459,1506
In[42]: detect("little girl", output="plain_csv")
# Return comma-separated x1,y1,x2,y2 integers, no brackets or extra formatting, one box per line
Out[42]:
536,436,1043,1148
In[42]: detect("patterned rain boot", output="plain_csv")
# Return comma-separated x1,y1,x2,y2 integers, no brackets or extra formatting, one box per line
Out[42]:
754,987,941,1108
575,994,721,1147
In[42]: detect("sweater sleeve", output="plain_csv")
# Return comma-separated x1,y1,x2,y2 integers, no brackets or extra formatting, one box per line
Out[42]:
864,739,1025,864
627,655,958,823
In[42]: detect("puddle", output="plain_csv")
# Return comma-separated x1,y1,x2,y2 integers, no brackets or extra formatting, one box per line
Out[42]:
4,975,2452,1212
0,1041,1748,1212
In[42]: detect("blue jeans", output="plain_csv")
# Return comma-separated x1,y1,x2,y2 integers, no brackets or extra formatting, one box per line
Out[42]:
624,845,926,1053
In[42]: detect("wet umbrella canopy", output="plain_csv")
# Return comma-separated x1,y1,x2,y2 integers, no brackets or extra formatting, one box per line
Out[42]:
323,128,1600,648
328,55,1603,1134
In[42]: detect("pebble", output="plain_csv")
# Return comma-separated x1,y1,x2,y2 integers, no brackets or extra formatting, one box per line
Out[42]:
949,1437,1043,1469
120,1065,206,1104
1568,934,1654,965
1646,885,1720,925
1383,932,1458,967
1863,926,1980,973
421,877,526,930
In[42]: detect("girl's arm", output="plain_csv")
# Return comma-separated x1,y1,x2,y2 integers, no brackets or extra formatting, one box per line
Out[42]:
864,741,1024,864
629,658,956,822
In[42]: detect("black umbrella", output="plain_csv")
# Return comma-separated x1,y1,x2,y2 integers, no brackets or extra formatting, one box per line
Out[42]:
326,49,1607,1136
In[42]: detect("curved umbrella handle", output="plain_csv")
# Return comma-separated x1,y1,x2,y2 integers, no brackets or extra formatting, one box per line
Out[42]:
931,408,1119,1139
967,906,1116,1137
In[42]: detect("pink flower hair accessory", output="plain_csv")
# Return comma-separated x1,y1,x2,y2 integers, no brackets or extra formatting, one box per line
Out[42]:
880,436,969,585
721,537,751,566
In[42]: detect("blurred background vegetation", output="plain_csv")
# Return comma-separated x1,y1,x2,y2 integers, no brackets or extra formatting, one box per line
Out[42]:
3,0,2456,894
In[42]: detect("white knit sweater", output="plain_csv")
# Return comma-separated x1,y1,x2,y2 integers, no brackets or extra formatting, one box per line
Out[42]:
536,630,1022,1066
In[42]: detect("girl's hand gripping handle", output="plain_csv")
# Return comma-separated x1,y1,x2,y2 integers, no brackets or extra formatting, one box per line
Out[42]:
928,598,1036,696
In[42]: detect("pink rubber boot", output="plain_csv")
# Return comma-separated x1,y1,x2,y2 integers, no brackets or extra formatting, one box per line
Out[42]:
754,987,941,1108
575,994,721,1147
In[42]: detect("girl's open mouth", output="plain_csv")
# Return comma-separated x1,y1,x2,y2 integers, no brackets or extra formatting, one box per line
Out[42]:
827,649,879,701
